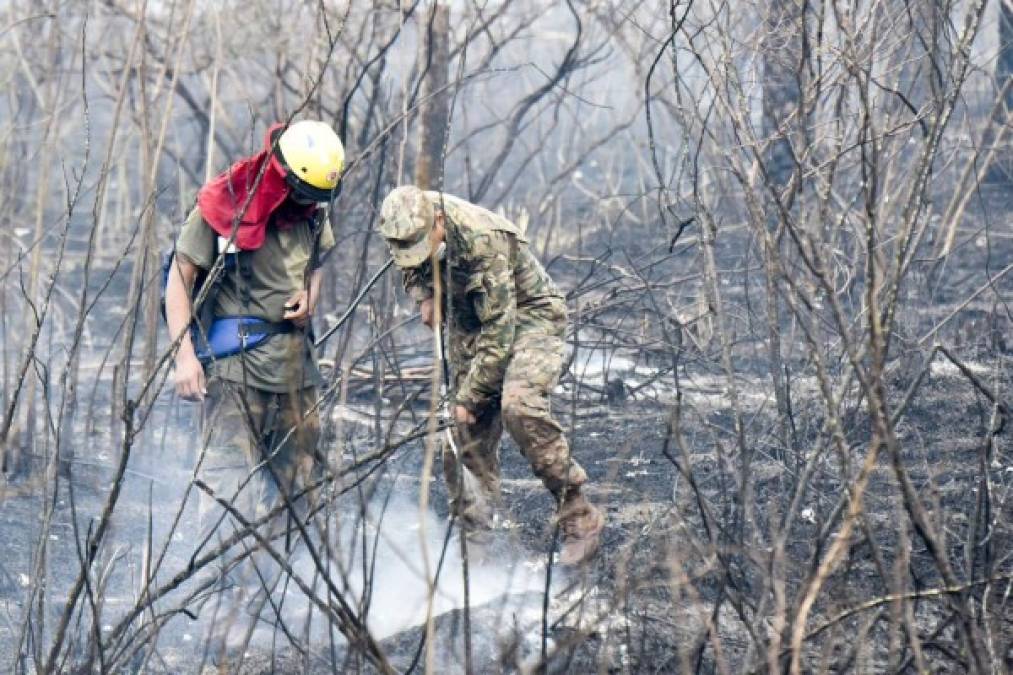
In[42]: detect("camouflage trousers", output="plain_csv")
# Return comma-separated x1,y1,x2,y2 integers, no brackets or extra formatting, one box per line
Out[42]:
445,329,587,529
198,379,322,540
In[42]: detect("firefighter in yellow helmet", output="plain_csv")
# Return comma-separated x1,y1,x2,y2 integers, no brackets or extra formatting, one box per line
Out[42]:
164,119,342,663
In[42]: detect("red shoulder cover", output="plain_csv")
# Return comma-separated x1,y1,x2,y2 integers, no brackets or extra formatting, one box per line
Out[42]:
196,123,315,250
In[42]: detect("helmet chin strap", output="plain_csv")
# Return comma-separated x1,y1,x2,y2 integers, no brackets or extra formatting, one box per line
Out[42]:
290,193,318,205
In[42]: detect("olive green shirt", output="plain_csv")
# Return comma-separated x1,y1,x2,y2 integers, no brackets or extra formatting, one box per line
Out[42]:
175,206,335,392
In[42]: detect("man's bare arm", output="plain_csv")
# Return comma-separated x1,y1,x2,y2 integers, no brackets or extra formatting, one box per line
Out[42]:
165,256,206,401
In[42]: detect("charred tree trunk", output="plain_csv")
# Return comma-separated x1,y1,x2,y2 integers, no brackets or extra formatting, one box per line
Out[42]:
761,0,802,190
414,3,450,190
987,1,1013,185
760,0,804,456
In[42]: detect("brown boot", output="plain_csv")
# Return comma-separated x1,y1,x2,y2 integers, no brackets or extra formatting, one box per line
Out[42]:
556,491,605,566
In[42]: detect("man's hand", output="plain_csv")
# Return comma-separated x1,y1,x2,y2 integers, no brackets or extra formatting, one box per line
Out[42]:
175,352,207,401
453,405,476,426
283,289,313,327
420,297,435,329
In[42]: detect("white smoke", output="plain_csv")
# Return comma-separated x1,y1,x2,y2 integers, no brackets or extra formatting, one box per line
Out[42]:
333,495,549,640
235,492,564,665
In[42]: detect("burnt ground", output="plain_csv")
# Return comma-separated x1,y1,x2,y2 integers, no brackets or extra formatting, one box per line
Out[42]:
226,201,1013,672
1,337,1010,673
1,195,1011,673
223,345,1013,674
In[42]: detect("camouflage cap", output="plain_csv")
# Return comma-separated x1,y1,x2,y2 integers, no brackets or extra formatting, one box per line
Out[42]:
379,185,436,268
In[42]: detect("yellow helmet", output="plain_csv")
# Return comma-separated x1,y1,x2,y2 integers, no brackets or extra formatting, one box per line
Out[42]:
274,120,345,202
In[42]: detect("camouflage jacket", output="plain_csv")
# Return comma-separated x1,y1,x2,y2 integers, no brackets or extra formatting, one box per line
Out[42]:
402,193,567,412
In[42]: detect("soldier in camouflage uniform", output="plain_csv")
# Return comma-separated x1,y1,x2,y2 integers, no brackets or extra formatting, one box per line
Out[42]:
378,185,605,565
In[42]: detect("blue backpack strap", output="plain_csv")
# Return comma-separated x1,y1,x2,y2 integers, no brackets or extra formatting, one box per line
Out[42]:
160,249,239,326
